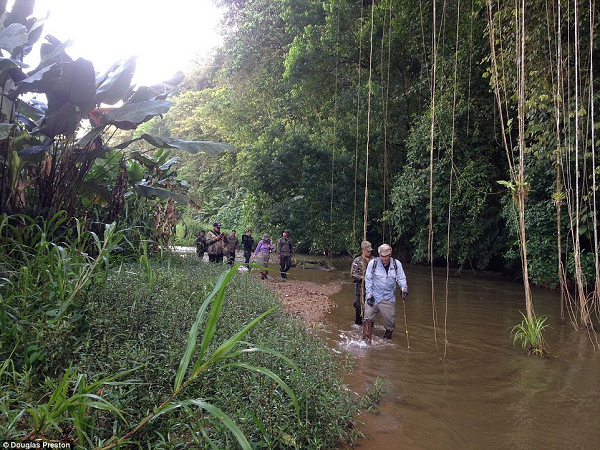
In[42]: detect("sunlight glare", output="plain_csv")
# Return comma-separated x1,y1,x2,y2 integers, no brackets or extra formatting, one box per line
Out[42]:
31,0,224,86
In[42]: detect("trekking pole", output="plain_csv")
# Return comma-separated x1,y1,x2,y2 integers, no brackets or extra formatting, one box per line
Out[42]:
402,297,410,349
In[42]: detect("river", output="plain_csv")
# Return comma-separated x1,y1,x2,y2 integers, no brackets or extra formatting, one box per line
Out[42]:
289,260,600,450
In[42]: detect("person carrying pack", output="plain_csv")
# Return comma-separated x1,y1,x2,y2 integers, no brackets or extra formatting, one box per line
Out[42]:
363,243,408,344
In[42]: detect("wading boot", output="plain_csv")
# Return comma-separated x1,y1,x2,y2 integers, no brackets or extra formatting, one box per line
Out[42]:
362,319,372,344
355,310,363,325
383,329,393,340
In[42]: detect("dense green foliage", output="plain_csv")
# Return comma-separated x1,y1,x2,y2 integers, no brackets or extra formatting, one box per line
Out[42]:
154,0,598,297
0,216,358,448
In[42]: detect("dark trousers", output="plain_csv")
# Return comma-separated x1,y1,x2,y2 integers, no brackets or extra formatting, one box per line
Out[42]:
227,251,236,265
279,255,292,279
209,253,224,263
243,250,252,268
354,281,364,325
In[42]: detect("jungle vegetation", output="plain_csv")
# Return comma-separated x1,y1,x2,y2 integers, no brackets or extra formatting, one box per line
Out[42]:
1,0,599,443
0,1,358,447
150,0,598,346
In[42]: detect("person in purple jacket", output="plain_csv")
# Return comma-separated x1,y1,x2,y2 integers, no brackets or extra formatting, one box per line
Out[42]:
254,233,274,279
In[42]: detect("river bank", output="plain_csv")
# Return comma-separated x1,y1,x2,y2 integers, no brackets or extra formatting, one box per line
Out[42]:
175,246,345,324
258,276,341,324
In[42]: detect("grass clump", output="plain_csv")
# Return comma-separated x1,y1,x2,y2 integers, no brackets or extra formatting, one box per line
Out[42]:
358,377,389,414
511,311,551,356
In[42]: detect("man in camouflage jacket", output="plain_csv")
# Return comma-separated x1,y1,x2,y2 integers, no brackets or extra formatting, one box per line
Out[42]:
206,222,228,263
350,240,374,325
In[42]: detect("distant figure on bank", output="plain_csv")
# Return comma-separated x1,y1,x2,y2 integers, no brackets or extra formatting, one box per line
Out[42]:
277,230,294,280
363,244,408,344
206,222,228,263
241,229,255,269
350,240,374,325
226,229,239,265
195,230,207,259
254,233,274,279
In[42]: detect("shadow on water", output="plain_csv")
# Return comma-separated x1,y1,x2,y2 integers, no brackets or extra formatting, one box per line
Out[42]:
292,258,600,450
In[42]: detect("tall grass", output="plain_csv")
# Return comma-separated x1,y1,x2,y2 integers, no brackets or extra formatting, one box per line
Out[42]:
1,216,359,448
0,212,127,371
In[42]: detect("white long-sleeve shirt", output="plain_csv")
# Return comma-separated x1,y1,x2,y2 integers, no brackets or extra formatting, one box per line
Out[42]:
365,257,408,304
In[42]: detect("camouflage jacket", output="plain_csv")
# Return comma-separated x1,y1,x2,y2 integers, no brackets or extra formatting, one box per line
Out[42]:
226,235,239,253
206,230,228,255
277,237,294,257
351,255,374,282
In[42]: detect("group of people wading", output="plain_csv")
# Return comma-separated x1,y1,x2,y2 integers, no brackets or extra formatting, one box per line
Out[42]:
195,223,294,280
351,241,408,344
197,225,408,345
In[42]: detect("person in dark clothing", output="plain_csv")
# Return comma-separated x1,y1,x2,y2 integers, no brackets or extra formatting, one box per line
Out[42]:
195,230,207,259
277,230,294,280
241,229,255,269
226,229,239,265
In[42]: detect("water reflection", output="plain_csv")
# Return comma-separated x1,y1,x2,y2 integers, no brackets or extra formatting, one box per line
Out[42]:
294,259,600,450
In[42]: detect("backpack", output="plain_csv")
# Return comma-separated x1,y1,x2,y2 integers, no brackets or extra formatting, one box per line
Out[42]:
371,257,398,277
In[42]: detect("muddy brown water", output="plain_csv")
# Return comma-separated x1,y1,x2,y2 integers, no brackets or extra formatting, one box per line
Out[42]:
287,260,600,450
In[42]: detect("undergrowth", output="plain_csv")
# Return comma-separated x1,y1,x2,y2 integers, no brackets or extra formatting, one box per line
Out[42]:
1,216,359,449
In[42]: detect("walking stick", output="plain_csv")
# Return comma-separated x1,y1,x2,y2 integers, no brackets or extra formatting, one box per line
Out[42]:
402,297,410,349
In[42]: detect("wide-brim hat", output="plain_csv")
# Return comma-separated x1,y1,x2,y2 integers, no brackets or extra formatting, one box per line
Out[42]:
213,222,222,228
263,234,270,240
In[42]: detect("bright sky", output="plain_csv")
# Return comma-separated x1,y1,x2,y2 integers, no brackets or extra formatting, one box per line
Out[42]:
31,0,224,86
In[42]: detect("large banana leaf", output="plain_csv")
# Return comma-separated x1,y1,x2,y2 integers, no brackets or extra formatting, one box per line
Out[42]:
0,23,28,53
132,184,189,204
102,100,172,129
115,134,234,154
49,58,96,110
95,56,136,106
142,135,235,154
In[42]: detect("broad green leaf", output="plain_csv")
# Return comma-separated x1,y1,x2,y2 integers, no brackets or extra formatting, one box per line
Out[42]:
103,100,171,124
0,23,28,53
13,98,46,123
0,56,26,73
140,134,235,154
16,64,61,95
95,56,137,105
129,150,159,167
0,122,14,139
40,101,78,138
52,58,96,109
35,38,73,71
75,126,107,148
113,134,233,154
132,184,189,204
159,157,178,171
